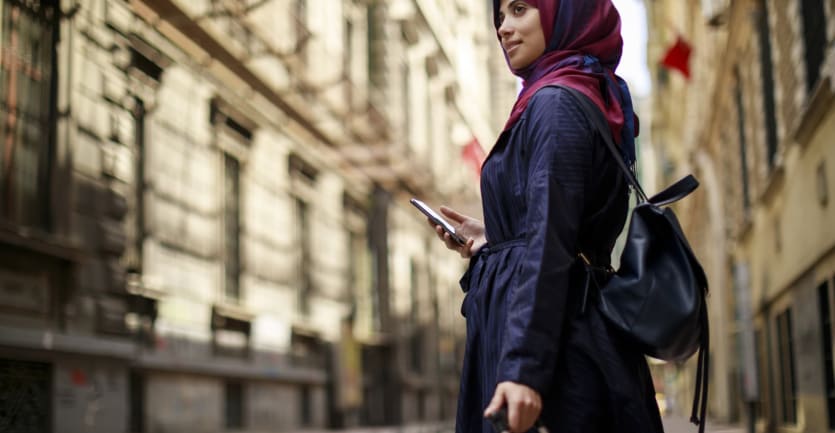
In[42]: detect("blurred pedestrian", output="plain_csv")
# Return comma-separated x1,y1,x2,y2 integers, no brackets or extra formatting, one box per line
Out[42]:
429,1,663,432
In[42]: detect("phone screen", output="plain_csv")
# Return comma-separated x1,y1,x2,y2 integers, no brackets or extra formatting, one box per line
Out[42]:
410,198,467,245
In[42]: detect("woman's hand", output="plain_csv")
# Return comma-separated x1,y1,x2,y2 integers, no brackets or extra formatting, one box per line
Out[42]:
484,381,542,433
428,206,486,258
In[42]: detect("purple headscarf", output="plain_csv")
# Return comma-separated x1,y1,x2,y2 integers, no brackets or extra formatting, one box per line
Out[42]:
494,0,637,165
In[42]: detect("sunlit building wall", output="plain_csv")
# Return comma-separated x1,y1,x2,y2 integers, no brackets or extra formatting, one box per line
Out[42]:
0,0,515,432
646,0,835,431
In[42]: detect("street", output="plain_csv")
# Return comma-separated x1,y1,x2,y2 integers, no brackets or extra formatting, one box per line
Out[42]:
662,415,744,433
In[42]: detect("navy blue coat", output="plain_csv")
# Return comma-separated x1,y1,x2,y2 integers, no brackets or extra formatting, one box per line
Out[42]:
455,86,663,433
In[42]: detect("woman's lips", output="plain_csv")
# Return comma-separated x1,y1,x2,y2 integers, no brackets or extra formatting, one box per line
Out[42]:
504,41,521,55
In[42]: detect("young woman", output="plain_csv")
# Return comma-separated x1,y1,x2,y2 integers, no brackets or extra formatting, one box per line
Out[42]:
431,1,664,432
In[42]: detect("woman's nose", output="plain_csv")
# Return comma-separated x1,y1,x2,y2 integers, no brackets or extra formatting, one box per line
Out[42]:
497,20,512,38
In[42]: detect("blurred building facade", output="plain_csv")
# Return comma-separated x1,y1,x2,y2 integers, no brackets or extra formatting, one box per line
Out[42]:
646,0,835,431
0,0,516,432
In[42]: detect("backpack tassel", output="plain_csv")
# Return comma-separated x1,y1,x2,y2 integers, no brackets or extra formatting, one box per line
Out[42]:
690,307,710,433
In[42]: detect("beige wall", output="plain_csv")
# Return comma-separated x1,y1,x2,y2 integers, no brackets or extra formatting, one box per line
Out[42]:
647,0,835,429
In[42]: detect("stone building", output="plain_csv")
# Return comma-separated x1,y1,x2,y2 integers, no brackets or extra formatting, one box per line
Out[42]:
0,0,516,432
646,0,835,431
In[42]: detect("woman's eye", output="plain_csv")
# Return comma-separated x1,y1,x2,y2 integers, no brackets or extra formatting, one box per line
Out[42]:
513,5,526,15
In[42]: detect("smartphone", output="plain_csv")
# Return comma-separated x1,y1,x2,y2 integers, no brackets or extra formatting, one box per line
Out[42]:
410,198,467,246
487,408,510,433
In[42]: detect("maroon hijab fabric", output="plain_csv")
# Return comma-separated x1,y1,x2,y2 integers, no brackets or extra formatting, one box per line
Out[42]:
495,0,629,143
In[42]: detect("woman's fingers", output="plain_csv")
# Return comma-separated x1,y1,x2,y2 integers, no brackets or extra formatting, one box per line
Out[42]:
484,382,541,433
461,238,475,258
439,205,467,223
483,385,506,419
433,226,466,254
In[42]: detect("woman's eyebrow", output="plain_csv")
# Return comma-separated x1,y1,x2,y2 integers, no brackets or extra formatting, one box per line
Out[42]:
500,0,521,13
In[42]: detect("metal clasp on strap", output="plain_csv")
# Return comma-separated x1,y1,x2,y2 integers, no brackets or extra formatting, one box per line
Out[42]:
578,252,592,266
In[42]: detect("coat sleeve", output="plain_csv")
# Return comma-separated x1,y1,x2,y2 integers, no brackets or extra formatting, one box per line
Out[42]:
495,87,594,395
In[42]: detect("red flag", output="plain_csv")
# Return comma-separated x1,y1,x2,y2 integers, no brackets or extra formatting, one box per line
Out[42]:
71,369,87,386
461,138,486,178
660,36,692,79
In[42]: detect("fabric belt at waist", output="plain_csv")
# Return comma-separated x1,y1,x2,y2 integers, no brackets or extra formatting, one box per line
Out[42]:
460,238,525,293
479,238,526,256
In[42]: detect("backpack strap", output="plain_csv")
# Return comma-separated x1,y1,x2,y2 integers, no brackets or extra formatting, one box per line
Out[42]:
555,85,648,203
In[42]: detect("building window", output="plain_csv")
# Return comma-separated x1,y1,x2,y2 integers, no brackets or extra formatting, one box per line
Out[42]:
0,0,59,230
296,197,311,313
409,258,423,373
366,2,383,90
345,194,371,307
799,0,827,94
223,154,241,301
755,1,778,171
300,385,312,427
211,306,251,358
734,68,751,215
129,371,145,433
129,47,163,83
289,154,317,315
410,328,423,374
225,381,245,430
211,99,253,304
0,359,51,432
820,280,835,429
754,326,769,420
775,308,797,424
401,63,411,148
290,327,325,369
410,258,419,323
126,293,157,347
126,98,146,273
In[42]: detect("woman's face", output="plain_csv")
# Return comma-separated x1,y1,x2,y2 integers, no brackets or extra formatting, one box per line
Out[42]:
497,0,546,70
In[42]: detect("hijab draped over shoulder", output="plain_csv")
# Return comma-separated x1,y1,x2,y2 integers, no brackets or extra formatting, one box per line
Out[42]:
493,0,638,167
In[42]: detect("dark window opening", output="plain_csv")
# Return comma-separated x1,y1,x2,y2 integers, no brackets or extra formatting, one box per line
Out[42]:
401,63,411,148
296,198,312,314
410,259,418,322
290,328,326,369
126,97,146,274
300,385,313,426
366,3,384,89
753,326,767,420
799,0,827,94
211,308,251,359
224,381,245,430
418,389,426,420
0,0,59,231
127,294,157,347
410,328,423,374
0,358,52,433
756,1,778,171
776,308,797,424
130,48,163,82
129,371,145,433
210,99,254,142
209,99,252,304
223,154,241,301
734,68,751,215
820,280,835,430
288,154,318,184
